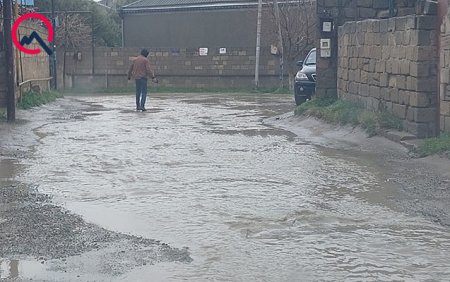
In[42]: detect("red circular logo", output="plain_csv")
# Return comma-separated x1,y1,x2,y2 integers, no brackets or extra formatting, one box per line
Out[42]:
12,13,54,55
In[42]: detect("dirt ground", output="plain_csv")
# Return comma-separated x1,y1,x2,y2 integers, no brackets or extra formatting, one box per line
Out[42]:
0,113,192,281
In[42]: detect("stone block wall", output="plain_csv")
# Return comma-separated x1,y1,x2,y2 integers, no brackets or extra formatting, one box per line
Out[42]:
316,0,420,99
338,15,438,137
61,47,281,89
439,0,450,133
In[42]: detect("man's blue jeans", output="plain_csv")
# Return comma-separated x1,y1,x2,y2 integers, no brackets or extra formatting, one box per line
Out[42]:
135,78,148,109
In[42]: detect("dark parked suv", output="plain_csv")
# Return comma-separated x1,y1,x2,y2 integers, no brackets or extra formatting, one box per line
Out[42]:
294,48,316,105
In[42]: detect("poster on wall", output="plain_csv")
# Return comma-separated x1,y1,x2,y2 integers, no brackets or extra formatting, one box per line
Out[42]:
219,48,227,54
20,0,35,5
199,48,208,56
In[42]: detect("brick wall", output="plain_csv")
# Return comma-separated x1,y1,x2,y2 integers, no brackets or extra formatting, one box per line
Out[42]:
338,15,438,137
440,1,450,133
61,47,281,89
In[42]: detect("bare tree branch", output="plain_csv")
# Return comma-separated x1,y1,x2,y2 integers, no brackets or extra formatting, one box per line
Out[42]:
265,0,316,90
57,13,91,51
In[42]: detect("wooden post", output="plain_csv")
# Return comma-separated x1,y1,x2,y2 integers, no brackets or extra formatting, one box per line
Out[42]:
3,0,16,121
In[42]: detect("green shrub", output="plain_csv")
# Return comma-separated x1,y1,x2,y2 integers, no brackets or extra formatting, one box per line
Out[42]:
295,97,404,136
0,109,6,120
358,111,378,137
415,133,450,157
18,91,63,109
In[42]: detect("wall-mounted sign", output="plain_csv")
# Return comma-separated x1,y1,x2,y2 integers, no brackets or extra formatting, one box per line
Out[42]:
199,48,208,56
20,0,35,5
322,21,332,33
270,44,278,55
219,48,227,54
320,39,331,58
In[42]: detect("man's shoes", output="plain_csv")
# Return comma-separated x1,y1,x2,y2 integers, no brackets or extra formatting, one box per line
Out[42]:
136,107,141,111
141,107,147,112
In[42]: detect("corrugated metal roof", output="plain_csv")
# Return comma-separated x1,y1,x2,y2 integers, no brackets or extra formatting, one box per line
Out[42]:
123,0,257,9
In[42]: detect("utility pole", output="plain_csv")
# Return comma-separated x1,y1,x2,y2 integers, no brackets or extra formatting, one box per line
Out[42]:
3,0,16,121
254,0,262,88
273,0,284,89
51,0,57,89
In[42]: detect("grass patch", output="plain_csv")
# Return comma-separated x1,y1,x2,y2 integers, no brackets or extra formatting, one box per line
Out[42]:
65,86,291,95
415,133,450,157
295,97,403,136
18,90,64,109
0,109,6,121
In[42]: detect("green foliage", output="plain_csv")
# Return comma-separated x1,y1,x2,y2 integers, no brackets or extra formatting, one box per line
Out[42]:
378,111,403,130
0,109,6,121
18,91,63,109
358,111,378,137
295,97,403,136
415,133,450,158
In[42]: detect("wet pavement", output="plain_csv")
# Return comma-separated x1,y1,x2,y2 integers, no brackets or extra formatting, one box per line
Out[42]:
1,93,450,281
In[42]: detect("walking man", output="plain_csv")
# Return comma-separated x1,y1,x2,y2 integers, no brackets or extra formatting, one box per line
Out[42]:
127,48,158,111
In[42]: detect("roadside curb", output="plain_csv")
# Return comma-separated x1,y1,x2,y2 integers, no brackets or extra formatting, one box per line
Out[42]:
381,130,423,152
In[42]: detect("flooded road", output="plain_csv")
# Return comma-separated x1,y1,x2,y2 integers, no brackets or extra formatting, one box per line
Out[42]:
2,93,450,281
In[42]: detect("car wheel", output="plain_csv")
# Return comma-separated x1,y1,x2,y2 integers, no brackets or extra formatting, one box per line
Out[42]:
295,94,307,106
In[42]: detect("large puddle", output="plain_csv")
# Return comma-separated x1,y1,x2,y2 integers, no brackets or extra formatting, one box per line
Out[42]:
3,93,450,281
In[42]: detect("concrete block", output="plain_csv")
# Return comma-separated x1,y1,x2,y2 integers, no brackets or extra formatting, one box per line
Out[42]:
360,84,369,96
424,0,438,15
410,30,432,45
417,78,437,92
373,0,389,9
446,116,450,132
361,71,368,84
399,60,410,75
356,0,372,8
359,7,377,19
407,107,437,122
396,17,408,31
416,15,437,30
397,75,407,89
407,76,418,91
410,92,431,107
393,103,407,119
404,120,434,138
410,62,430,77
322,0,337,7
440,101,450,116
380,20,389,32
376,61,386,73
369,86,381,98
398,90,410,105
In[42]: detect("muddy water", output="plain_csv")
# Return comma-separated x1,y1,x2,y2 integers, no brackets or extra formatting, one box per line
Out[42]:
13,94,450,281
